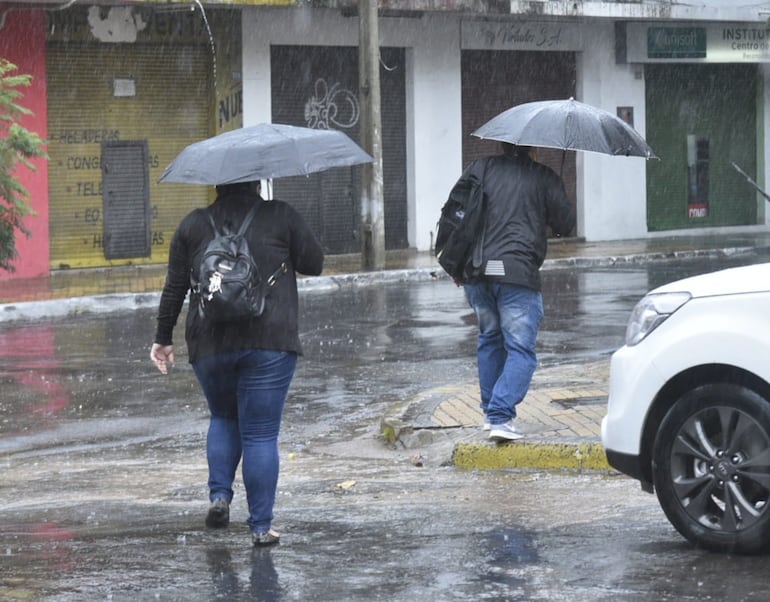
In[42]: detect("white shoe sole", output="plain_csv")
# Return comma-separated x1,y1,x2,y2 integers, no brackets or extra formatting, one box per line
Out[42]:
488,429,524,441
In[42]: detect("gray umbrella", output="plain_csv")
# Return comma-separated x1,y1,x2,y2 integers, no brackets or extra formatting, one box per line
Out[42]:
472,98,657,159
158,123,373,185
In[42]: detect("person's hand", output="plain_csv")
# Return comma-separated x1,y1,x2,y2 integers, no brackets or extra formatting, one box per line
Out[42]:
150,343,175,375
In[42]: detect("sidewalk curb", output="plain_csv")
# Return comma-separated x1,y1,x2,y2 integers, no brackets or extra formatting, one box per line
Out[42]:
382,361,614,473
382,398,613,472
0,268,444,323
0,292,161,323
543,244,762,269
1,244,765,323
451,440,611,472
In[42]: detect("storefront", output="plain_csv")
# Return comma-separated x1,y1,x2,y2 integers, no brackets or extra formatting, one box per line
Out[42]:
459,19,588,229
459,49,577,207
626,22,766,231
45,5,241,269
269,45,407,254
15,5,763,281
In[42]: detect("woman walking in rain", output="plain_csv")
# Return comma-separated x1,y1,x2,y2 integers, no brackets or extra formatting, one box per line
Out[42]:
150,180,323,547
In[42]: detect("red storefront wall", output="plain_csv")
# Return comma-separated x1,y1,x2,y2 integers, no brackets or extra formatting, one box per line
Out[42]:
0,6,49,279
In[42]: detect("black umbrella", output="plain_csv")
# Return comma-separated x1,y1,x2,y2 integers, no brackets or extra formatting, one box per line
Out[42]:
472,98,657,159
158,123,373,185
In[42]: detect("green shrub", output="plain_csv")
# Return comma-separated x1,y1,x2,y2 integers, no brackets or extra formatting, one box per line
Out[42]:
0,58,47,272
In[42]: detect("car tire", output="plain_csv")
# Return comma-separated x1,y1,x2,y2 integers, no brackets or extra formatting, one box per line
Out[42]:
652,383,770,554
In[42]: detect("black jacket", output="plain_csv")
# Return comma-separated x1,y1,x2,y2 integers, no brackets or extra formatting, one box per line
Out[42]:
459,151,575,291
154,189,324,363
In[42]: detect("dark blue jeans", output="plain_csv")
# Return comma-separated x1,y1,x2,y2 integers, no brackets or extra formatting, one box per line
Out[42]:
192,349,297,534
464,281,543,425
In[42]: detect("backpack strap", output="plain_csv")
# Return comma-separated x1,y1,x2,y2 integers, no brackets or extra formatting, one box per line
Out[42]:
266,260,289,287
204,204,289,289
204,204,259,236
205,211,219,236
236,205,259,236
231,205,289,288
193,206,259,293
470,159,490,273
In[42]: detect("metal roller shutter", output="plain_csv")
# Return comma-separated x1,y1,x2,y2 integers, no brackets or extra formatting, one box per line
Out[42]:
270,45,407,254
46,42,211,269
461,50,577,218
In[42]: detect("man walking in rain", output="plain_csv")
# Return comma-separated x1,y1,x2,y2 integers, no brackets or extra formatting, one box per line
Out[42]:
458,143,575,441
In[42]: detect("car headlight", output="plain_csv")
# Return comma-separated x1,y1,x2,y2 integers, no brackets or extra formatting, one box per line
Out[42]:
625,291,691,346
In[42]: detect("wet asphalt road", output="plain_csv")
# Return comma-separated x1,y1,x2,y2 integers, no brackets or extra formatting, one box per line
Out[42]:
3,252,770,601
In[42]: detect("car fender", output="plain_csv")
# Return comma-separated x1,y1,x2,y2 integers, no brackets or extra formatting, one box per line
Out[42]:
602,292,770,457
645,293,770,384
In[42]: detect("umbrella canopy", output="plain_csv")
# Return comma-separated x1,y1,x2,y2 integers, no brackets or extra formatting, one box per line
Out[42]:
158,123,373,185
472,98,657,159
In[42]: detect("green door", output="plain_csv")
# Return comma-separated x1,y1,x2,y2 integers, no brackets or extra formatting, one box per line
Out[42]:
646,64,758,231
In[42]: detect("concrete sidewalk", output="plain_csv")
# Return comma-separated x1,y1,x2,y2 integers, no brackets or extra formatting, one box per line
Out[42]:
4,229,770,307
382,359,613,472
372,229,770,473
5,229,770,472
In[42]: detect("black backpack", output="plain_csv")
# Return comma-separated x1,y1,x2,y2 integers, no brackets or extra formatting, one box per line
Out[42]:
435,161,488,281
192,206,287,322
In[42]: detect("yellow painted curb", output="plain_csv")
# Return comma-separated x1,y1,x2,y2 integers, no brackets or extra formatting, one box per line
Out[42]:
452,441,611,472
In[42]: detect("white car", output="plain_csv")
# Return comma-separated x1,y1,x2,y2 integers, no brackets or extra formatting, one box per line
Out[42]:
601,262,770,554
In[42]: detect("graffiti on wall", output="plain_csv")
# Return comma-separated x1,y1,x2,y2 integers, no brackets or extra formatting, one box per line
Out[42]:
87,6,148,43
50,6,210,43
304,79,359,130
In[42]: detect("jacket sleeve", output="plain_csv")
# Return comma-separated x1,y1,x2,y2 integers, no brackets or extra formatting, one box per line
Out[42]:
287,204,324,276
154,215,196,345
544,172,576,237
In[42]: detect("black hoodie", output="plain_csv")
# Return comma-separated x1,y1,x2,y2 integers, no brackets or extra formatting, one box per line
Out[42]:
154,188,324,363
457,150,575,291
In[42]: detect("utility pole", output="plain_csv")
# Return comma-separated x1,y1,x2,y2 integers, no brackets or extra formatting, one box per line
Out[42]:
358,0,385,270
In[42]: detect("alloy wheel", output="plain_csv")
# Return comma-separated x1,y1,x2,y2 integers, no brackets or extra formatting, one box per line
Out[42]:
668,405,770,533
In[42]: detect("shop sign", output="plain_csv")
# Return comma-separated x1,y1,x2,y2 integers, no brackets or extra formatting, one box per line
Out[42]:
461,19,583,51
647,27,706,59
628,22,770,63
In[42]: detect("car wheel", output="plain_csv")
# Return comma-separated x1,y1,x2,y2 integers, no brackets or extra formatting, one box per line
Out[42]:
652,383,770,554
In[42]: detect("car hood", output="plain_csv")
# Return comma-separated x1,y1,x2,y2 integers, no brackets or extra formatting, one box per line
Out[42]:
651,262,770,299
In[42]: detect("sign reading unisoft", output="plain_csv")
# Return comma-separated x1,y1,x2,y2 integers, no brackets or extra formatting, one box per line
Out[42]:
647,27,706,59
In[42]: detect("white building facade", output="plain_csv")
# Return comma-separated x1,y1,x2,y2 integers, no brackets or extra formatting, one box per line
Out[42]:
242,1,770,249
26,0,770,276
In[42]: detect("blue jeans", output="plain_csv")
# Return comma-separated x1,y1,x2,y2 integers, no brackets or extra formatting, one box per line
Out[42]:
192,349,297,534
464,281,543,425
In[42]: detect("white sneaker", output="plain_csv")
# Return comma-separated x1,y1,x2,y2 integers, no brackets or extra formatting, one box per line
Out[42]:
488,420,524,441
482,422,491,431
